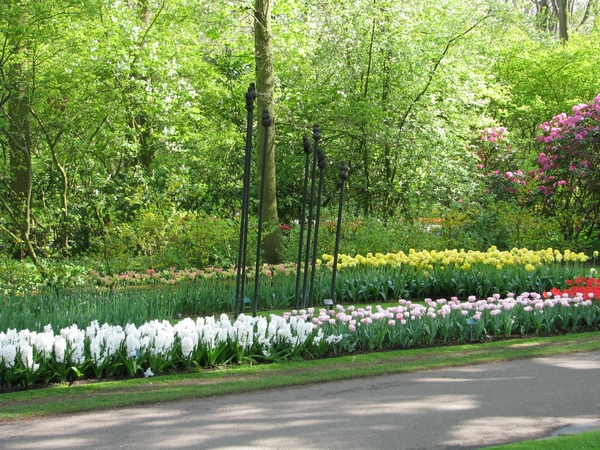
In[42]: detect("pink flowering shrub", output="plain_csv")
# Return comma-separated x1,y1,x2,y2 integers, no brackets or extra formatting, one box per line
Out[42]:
458,127,545,249
474,126,511,173
468,95,600,251
472,127,535,203
533,94,600,246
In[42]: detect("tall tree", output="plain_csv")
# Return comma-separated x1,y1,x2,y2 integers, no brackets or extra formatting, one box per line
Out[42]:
0,3,41,268
532,0,597,40
254,0,282,263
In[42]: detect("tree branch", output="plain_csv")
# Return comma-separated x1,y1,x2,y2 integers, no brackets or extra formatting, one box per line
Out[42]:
397,11,491,131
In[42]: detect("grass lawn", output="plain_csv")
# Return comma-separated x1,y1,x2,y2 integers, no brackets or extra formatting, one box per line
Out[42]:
483,429,600,450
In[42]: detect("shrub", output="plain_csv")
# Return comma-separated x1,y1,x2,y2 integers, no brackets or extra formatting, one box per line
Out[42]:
91,208,238,273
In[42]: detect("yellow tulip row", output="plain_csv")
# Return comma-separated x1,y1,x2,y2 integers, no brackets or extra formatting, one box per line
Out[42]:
321,246,591,271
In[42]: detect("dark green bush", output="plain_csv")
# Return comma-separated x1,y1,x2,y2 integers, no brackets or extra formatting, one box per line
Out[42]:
91,208,239,274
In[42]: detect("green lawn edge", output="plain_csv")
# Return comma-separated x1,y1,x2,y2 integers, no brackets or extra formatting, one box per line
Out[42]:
1,331,599,423
482,429,600,450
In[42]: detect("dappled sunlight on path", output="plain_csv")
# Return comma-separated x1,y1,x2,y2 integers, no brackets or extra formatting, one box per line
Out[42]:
1,351,599,449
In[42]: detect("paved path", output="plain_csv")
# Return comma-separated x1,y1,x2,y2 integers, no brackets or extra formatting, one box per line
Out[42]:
1,351,600,450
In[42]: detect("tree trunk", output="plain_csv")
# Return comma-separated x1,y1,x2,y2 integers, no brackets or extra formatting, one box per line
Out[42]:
557,0,569,40
8,66,30,210
254,0,282,263
6,62,44,273
31,109,69,257
139,0,151,24
136,0,154,170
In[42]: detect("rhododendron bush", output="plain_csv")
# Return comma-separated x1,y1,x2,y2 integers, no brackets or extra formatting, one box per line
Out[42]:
470,94,600,251
535,95,600,243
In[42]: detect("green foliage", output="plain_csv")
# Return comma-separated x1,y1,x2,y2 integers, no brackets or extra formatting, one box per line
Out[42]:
439,196,577,252
281,212,445,265
0,257,42,293
92,209,238,274
0,0,599,285
442,200,511,250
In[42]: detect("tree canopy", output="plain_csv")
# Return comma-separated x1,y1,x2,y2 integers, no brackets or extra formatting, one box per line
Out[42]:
1,0,599,271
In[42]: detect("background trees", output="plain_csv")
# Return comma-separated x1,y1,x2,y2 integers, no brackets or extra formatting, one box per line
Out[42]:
1,0,599,277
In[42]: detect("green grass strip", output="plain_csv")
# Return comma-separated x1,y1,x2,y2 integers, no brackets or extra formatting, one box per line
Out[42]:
1,331,599,422
482,429,600,450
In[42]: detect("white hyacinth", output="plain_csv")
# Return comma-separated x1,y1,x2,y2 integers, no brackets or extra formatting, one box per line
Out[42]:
53,335,67,364
60,324,86,365
180,336,195,359
32,325,55,359
1,343,17,369
19,342,40,371
125,323,141,359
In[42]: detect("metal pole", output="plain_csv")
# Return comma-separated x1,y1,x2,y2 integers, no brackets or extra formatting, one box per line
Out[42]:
330,162,349,302
308,145,327,307
252,109,272,317
294,136,313,309
235,83,257,317
301,124,321,308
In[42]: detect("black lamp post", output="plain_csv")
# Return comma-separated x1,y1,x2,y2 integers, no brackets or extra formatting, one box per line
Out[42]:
294,136,313,310
330,161,349,302
235,83,257,317
252,109,272,317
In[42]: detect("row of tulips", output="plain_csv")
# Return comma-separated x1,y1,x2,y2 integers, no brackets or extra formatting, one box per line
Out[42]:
322,247,592,271
546,275,600,299
1,292,598,388
83,247,593,289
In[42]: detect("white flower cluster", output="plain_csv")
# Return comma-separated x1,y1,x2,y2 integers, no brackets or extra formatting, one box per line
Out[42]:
0,324,85,371
87,321,125,365
0,312,320,382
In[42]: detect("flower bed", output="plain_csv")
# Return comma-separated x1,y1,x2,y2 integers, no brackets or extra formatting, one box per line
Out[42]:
5,246,593,334
1,292,598,388
545,275,600,299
